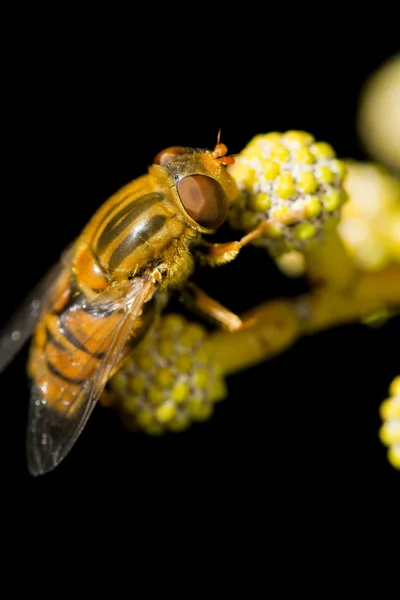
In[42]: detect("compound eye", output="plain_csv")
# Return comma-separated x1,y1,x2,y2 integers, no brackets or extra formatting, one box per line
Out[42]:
153,146,187,166
177,174,229,230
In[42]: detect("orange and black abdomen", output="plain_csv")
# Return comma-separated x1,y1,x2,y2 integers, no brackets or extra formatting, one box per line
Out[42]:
27,267,157,414
27,265,112,414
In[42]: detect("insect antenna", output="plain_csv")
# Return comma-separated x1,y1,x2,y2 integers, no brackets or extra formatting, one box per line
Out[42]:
212,129,235,165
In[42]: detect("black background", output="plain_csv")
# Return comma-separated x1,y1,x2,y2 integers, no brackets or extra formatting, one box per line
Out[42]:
2,9,399,513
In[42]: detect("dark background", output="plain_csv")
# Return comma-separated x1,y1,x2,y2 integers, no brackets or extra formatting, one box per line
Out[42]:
2,9,399,510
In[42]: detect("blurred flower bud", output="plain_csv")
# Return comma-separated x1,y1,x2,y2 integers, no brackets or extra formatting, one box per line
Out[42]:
339,161,400,270
358,54,400,172
379,376,400,470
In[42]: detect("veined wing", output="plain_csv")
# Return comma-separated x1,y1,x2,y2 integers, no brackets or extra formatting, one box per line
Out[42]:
0,244,75,375
27,276,156,476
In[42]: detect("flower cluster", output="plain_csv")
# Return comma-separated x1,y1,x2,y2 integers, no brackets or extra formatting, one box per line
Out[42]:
379,376,400,470
358,53,400,172
276,160,400,279
339,162,400,270
228,130,348,256
103,314,227,435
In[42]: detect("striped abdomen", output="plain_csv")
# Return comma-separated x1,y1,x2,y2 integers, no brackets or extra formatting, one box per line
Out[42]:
27,267,157,414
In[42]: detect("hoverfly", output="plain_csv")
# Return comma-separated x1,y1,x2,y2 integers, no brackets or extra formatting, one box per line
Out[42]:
0,139,271,476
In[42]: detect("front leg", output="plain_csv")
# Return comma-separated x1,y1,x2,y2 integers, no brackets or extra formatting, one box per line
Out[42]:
195,221,270,267
196,211,305,267
180,282,243,332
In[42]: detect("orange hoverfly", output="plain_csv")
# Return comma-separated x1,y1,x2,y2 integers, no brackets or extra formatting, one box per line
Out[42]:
0,140,271,476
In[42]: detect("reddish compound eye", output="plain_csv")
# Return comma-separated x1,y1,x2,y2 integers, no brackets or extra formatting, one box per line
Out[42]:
177,174,229,230
153,146,187,166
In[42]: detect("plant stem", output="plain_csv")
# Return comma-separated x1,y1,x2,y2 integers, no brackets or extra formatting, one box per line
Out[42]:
206,264,400,376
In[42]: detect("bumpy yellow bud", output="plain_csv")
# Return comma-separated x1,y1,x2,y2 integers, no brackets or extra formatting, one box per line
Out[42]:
104,314,227,435
379,375,400,470
228,131,348,256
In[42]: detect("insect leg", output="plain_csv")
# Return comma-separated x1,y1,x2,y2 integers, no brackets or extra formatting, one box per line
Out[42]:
180,282,242,331
196,220,272,266
197,208,305,267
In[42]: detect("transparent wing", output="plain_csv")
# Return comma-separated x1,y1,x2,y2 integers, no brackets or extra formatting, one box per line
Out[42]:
0,244,74,375
27,277,156,476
